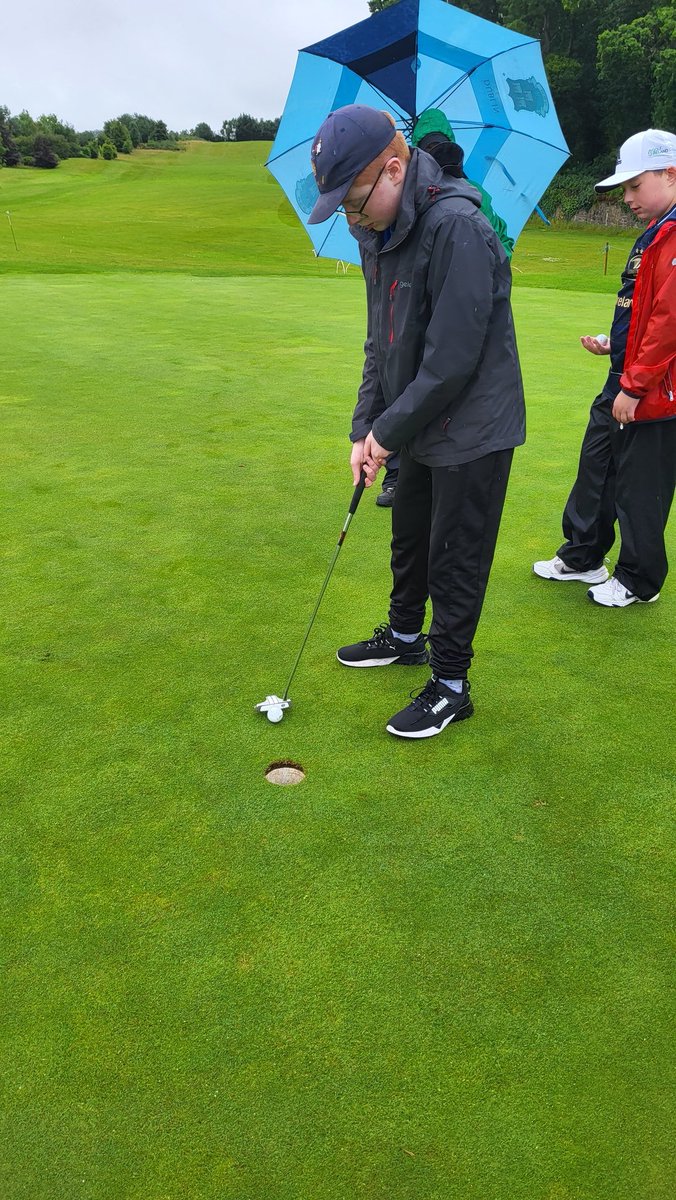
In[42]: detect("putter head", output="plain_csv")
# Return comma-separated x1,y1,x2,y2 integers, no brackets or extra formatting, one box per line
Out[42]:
254,695,292,715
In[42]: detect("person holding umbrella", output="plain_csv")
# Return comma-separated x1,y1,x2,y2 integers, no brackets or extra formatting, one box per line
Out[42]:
410,109,515,259
308,104,525,739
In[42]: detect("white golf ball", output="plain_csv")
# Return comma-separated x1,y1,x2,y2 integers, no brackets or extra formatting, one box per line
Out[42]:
267,706,283,723
596,334,609,345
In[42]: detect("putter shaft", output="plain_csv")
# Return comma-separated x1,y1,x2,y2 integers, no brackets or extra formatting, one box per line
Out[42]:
282,472,366,701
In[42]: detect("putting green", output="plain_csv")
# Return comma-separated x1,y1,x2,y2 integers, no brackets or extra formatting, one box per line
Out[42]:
0,143,672,1200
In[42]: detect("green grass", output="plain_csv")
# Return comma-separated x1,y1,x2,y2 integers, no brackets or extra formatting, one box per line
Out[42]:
1,139,636,288
0,144,673,1200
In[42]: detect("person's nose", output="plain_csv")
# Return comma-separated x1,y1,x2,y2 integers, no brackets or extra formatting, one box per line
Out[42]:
346,211,361,227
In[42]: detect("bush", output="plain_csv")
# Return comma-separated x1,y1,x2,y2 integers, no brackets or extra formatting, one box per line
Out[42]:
100,141,117,160
0,127,21,166
33,115,80,159
116,115,142,147
144,138,181,151
103,119,132,152
192,122,215,141
541,157,614,221
33,134,58,168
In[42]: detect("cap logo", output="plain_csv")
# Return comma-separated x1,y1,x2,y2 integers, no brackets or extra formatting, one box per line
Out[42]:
648,146,670,158
314,139,322,157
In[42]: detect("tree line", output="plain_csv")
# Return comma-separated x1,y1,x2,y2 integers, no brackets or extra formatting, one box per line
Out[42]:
0,110,182,168
172,116,281,142
3,1,672,196
0,109,281,169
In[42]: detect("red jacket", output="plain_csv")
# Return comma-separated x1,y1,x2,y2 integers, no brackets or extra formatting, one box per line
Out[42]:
621,218,676,422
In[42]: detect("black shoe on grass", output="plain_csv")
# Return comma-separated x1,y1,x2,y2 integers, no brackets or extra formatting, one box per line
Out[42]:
386,677,473,739
376,467,398,508
337,623,428,668
376,485,395,508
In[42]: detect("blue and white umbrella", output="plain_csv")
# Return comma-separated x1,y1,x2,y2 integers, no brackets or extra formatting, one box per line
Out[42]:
267,0,569,264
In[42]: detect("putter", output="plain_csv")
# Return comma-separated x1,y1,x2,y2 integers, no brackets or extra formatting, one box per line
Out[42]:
255,470,367,722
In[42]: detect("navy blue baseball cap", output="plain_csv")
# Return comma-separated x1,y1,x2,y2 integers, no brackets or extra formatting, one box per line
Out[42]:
308,105,396,225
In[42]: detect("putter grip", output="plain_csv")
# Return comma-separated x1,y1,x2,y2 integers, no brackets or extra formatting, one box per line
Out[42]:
349,469,367,515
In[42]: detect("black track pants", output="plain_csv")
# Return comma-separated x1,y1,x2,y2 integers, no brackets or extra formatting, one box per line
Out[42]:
388,447,513,679
559,392,676,598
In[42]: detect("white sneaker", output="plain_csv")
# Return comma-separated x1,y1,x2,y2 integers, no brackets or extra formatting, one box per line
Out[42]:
533,555,609,584
587,576,660,607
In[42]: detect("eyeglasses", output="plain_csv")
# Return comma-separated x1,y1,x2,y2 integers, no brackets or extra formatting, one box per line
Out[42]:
339,164,387,217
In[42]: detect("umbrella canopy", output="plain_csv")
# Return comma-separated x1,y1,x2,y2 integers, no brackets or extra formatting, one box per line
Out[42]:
267,0,569,265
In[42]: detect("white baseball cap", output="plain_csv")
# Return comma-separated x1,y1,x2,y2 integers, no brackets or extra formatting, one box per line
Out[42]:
596,128,676,191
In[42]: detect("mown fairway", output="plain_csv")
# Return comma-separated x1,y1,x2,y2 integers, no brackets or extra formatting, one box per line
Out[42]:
1,143,672,1200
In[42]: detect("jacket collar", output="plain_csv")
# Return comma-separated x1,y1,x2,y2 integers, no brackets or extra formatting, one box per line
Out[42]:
350,148,482,255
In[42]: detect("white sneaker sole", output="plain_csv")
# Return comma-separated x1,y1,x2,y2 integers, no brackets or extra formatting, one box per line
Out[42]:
386,705,473,739
587,589,660,608
533,562,609,584
336,653,401,667
338,648,427,667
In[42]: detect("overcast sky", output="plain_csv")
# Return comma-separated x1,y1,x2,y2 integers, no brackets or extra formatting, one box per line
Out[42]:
3,1,371,132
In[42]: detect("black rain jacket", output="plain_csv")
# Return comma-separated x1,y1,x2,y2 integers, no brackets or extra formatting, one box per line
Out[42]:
350,149,525,466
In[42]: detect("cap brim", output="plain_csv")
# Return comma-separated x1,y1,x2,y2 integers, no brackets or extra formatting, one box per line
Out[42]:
595,169,641,192
307,178,352,225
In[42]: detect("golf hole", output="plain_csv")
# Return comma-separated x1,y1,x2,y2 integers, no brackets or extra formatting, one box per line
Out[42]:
265,761,305,786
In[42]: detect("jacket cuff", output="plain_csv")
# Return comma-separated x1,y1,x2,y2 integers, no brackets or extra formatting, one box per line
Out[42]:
371,417,398,452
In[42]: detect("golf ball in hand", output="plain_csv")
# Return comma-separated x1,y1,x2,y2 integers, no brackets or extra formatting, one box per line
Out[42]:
267,706,283,723
596,334,609,345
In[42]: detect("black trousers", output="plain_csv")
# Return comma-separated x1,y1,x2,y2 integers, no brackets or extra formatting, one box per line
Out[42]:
388,446,514,679
383,452,400,484
559,392,676,599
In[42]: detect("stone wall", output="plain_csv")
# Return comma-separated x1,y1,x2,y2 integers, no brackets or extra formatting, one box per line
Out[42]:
569,201,639,229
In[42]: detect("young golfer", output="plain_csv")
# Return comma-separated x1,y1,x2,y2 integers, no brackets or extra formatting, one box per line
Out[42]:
308,105,525,739
533,128,676,606
369,108,515,510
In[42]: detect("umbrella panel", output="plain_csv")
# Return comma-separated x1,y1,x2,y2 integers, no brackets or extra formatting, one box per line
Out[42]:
267,0,569,262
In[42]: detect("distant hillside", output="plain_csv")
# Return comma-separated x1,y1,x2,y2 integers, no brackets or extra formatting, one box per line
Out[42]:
0,140,336,278
0,138,636,293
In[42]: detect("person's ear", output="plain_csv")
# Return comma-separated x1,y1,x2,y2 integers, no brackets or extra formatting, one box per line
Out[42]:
386,156,405,186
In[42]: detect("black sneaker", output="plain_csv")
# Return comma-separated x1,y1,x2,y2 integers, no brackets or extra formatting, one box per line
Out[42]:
376,467,398,508
386,677,473,739
376,486,395,508
337,623,428,668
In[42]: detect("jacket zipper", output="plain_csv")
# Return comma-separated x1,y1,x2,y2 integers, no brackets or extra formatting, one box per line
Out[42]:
389,280,398,344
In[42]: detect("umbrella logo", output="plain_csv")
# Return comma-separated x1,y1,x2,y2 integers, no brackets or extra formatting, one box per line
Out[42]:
296,173,320,216
506,76,550,118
